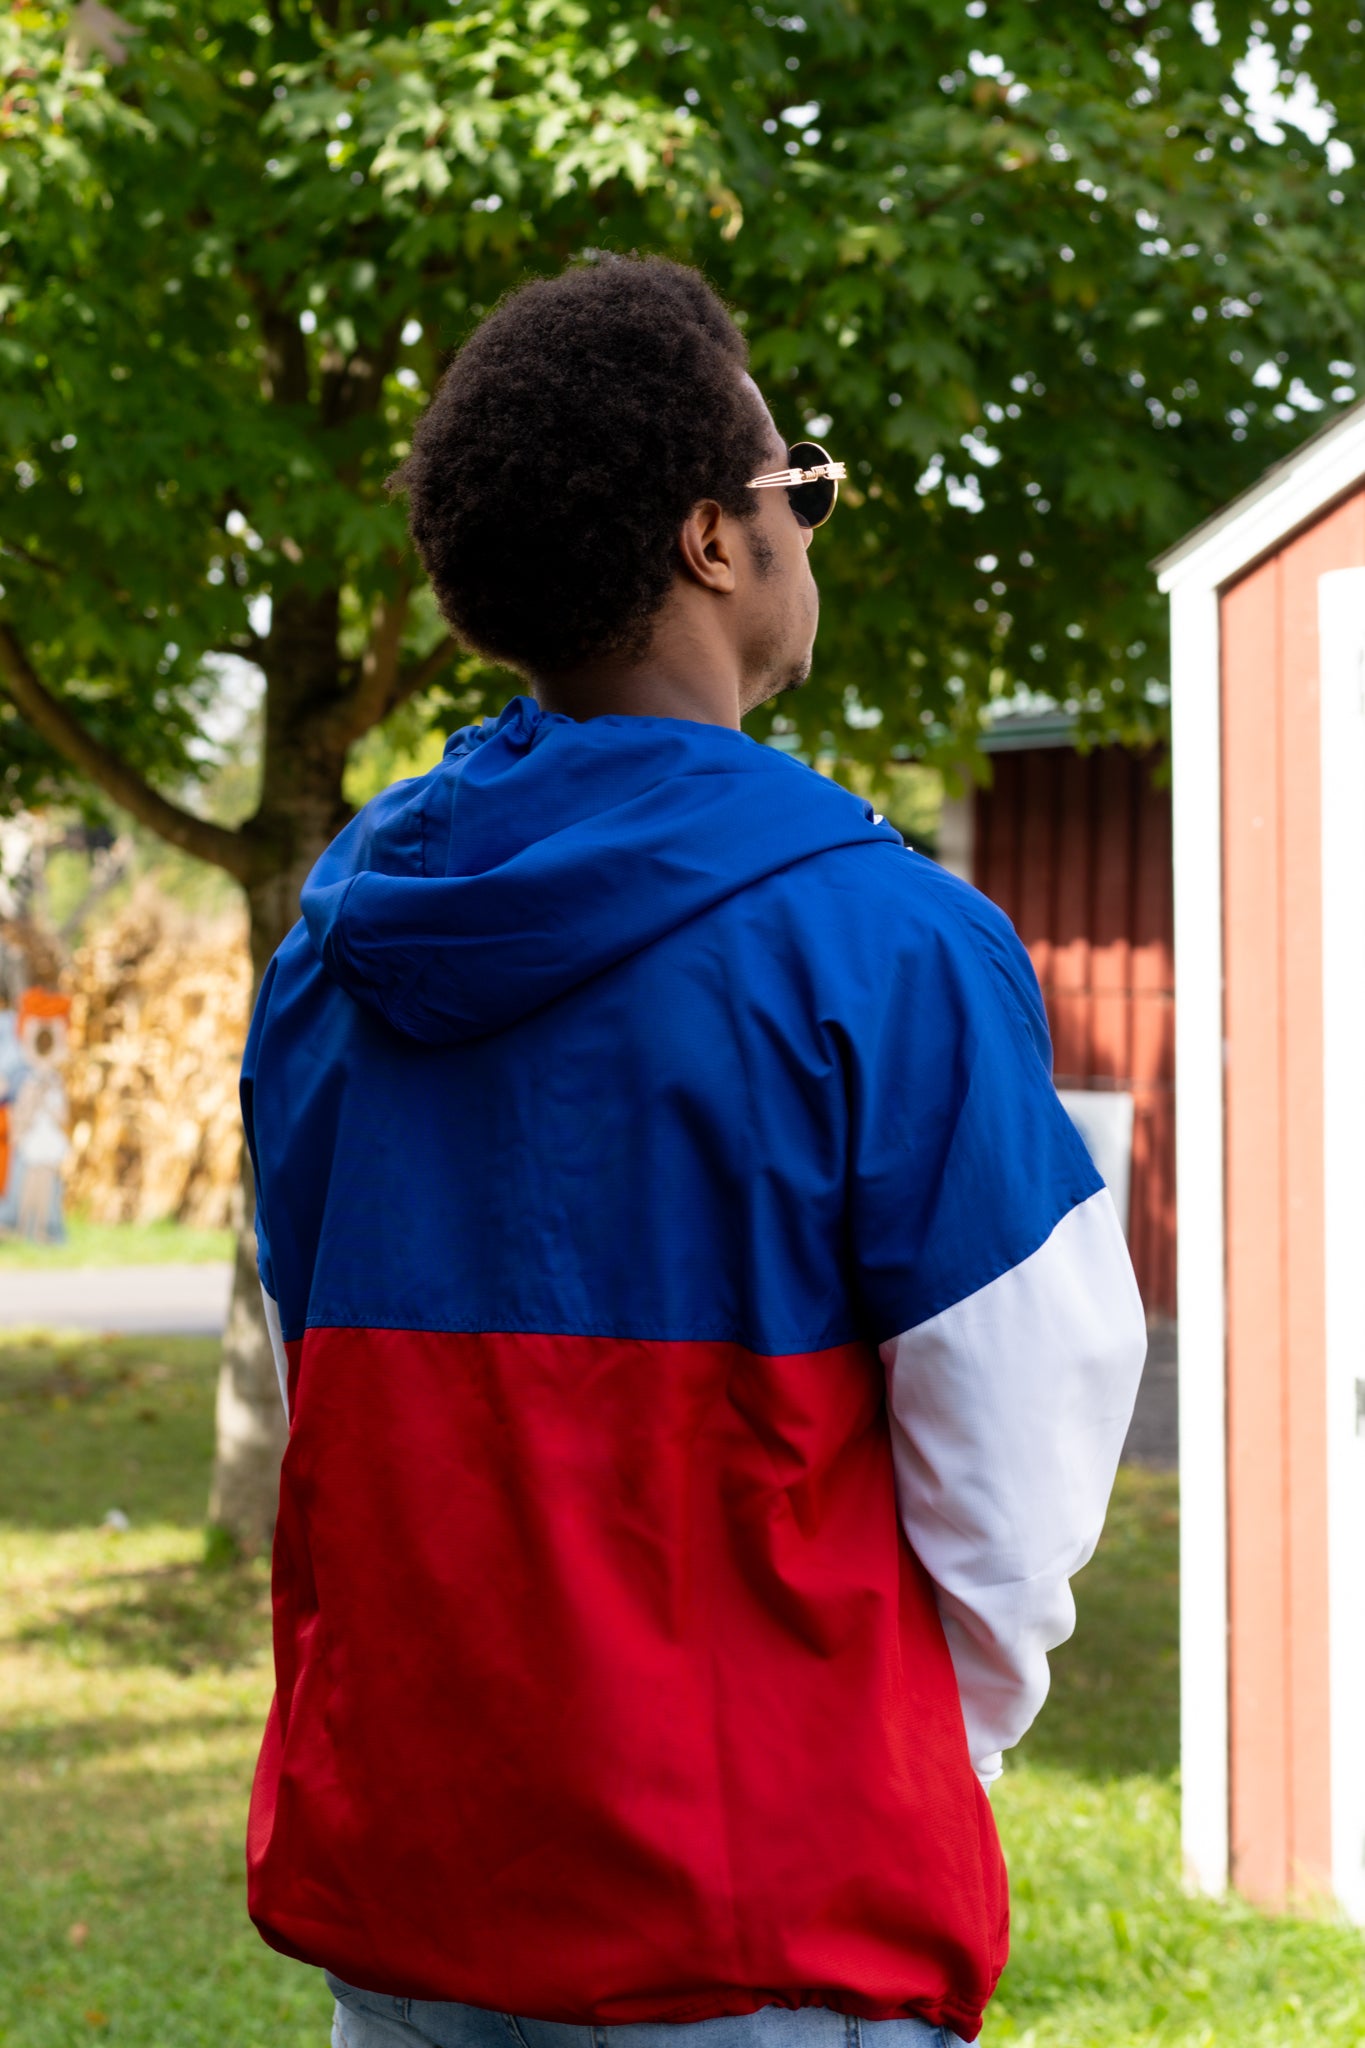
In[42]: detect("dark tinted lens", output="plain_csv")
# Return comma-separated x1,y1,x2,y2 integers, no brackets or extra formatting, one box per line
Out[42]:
785,440,837,527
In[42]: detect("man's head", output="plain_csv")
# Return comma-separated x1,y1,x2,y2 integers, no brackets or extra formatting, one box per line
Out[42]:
391,256,819,719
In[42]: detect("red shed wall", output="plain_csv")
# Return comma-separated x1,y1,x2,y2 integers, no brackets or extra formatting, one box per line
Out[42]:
1219,484,1365,1907
973,747,1175,1318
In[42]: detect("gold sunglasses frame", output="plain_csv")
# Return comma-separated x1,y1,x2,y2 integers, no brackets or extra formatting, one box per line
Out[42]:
746,441,847,529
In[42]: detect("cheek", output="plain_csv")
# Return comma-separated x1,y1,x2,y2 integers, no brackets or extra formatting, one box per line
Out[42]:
774,505,812,573
751,497,814,598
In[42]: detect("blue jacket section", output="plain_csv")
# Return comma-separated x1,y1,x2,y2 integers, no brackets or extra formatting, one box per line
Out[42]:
243,698,1099,1354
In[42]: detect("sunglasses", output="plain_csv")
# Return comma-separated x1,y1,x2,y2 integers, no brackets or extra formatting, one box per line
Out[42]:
746,440,847,530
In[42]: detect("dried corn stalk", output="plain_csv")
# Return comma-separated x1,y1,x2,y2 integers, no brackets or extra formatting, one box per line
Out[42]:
0,918,65,991
62,887,250,1227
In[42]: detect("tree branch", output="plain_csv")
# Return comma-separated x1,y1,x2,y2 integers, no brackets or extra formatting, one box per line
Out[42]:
0,537,65,577
0,623,254,883
324,583,411,747
389,634,459,714
260,306,311,408
208,635,267,662
325,620,460,751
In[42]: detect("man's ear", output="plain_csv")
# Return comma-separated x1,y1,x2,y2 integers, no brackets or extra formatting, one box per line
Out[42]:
677,500,739,594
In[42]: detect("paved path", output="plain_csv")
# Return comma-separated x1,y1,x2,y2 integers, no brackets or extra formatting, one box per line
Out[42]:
0,1261,233,1336
1122,1320,1178,1471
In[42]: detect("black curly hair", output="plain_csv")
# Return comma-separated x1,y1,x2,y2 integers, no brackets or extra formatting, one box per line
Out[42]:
390,255,774,675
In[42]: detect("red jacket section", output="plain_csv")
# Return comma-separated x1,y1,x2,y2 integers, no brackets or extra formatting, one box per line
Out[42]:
247,1328,1007,2038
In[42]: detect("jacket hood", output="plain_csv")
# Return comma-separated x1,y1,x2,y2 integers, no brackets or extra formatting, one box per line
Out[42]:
300,695,903,1046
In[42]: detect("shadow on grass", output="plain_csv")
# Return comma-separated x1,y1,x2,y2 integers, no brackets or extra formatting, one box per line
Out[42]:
1,1703,266,1772
0,1334,216,1403
1016,1465,1180,1781
17,1558,271,1676
0,1333,221,1530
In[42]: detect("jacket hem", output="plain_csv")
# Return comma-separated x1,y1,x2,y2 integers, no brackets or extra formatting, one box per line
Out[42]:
252,1914,989,2041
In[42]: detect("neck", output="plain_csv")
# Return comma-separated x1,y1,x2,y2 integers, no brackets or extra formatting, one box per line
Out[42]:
532,607,743,729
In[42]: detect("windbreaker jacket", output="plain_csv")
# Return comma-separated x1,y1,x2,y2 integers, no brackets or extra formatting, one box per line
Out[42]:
242,697,1146,2043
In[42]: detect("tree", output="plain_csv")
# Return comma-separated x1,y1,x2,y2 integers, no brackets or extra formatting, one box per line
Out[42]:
3,0,1362,1546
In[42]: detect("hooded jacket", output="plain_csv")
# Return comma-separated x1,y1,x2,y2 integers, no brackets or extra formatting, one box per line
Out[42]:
241,697,1145,2043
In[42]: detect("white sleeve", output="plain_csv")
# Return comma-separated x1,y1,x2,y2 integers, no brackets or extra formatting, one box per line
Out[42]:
879,1188,1146,1788
261,1285,290,1421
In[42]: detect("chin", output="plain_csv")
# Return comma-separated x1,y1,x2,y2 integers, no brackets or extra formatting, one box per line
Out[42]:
741,647,814,716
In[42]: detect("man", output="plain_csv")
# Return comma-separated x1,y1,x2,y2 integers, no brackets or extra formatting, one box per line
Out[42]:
241,255,1146,2048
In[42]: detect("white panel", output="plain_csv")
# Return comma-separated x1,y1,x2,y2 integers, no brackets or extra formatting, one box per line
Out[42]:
1169,578,1230,1894
936,792,975,883
262,1286,290,1421
881,1189,1146,1790
1319,566,1365,1922
1057,1088,1134,1236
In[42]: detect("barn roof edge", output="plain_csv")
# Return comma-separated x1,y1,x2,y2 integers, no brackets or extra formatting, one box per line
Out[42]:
1152,396,1365,593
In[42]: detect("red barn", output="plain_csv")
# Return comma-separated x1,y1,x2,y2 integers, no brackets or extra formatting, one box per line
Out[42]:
941,718,1175,1322
1156,396,1365,1916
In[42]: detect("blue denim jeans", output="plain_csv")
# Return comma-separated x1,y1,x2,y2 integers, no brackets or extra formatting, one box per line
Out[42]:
326,1979,969,2048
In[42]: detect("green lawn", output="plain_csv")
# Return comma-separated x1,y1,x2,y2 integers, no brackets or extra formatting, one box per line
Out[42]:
0,1334,325,2047
2,1333,1363,2046
0,1218,234,1271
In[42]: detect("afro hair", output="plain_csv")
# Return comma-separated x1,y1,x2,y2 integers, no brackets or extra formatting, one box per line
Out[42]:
390,255,773,675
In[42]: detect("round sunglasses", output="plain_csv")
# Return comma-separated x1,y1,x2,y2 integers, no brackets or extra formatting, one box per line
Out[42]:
746,440,847,530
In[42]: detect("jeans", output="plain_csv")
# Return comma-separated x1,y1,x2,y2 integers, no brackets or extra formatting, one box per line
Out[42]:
326,1979,969,2048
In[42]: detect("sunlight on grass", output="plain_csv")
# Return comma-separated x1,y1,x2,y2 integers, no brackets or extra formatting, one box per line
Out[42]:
1,1526,327,2045
988,1766,1365,2044
2,1329,1364,2046
0,1334,331,2045
982,1469,1365,2044
0,1217,234,1271
0,1217,235,1272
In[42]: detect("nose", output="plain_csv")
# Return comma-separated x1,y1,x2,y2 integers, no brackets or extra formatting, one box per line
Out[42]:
795,515,814,551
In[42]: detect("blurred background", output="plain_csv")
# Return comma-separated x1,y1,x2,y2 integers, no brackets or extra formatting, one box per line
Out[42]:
2,0,1364,2039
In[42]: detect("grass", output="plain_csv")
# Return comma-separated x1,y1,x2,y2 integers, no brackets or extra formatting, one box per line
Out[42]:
0,1218,234,1271
984,1469,1365,2044
2,1333,1364,2046
0,1334,326,2046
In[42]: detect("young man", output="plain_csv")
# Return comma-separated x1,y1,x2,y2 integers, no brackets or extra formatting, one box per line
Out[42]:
241,256,1145,2048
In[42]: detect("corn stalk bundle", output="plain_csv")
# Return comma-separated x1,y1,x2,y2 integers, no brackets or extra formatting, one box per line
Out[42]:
63,888,250,1226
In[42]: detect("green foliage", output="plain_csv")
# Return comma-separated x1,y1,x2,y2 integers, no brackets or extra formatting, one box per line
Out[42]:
721,0,1365,761
340,659,490,803
821,754,946,849
343,703,449,805
1,0,1363,817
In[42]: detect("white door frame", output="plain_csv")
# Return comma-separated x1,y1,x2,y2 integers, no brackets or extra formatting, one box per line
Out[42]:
1319,566,1365,1922
1168,579,1230,1895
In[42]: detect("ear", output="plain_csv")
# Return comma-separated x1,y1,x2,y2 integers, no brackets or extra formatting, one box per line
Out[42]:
676,500,739,595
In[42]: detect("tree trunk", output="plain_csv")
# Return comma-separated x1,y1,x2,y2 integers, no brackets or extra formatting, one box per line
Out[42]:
207,588,354,1554
206,869,327,1555
207,1148,288,1556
